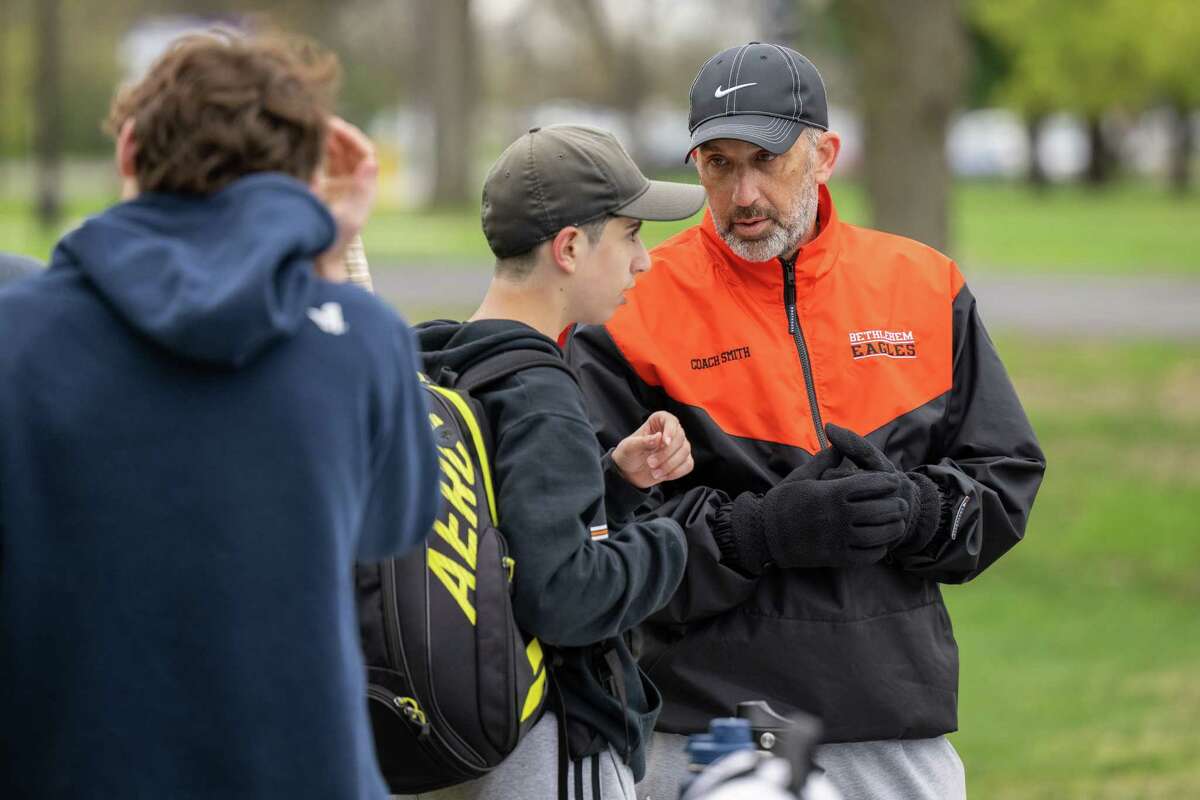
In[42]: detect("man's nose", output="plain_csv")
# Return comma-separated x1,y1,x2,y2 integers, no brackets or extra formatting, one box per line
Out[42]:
731,169,761,208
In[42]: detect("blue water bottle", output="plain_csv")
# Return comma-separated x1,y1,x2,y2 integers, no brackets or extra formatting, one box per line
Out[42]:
678,717,755,798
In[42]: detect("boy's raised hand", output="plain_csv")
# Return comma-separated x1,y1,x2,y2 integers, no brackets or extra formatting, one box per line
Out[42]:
314,116,378,280
612,411,694,489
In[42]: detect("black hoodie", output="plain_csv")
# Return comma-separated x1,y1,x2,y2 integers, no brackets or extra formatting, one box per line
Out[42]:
415,319,687,780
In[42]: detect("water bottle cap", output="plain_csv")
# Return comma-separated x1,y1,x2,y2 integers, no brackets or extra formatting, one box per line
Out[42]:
685,717,754,766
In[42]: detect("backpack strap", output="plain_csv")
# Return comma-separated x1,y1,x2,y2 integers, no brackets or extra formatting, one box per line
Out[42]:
456,349,580,394
602,645,634,763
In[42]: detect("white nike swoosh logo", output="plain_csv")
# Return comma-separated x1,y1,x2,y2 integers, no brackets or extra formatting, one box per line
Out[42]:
714,82,757,98
307,302,349,335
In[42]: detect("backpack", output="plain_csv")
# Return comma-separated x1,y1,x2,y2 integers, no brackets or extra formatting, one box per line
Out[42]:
356,348,579,793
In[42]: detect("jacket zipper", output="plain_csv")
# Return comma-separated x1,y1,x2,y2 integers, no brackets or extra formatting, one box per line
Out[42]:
781,255,828,449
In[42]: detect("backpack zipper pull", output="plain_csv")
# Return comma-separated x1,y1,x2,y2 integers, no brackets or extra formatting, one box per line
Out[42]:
396,696,431,738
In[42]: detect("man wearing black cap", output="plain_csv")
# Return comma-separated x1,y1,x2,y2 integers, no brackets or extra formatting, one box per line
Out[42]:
407,125,706,799
567,43,1045,800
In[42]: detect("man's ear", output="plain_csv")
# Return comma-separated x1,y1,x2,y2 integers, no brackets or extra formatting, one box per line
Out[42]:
812,130,841,185
116,119,140,199
549,226,585,275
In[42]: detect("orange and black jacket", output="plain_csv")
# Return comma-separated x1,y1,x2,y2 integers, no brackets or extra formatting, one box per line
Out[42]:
565,186,1046,742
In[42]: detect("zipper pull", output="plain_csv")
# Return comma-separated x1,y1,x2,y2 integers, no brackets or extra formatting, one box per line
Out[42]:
781,258,797,334
396,696,431,736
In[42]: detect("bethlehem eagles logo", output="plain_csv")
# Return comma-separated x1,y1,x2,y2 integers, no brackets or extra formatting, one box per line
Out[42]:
849,329,917,360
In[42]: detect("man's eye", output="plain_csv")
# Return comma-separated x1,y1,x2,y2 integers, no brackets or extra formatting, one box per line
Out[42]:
707,157,727,168
756,151,776,162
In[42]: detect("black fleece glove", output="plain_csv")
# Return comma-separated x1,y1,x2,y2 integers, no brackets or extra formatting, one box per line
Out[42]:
717,460,910,572
823,424,943,557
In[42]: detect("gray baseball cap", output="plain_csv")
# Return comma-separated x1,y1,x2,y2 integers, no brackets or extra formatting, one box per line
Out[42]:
482,125,707,259
686,42,828,161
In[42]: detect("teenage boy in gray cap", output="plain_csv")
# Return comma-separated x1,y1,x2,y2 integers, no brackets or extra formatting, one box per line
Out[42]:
567,43,1045,800
404,125,706,799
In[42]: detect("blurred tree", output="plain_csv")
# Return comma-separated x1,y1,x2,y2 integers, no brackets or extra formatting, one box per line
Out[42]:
477,0,751,165
64,3,133,155
971,0,1147,187
963,16,1007,110
0,0,14,180
837,0,968,253
332,0,420,126
1141,0,1200,193
2,0,429,211
136,0,399,126
962,19,1054,189
419,0,476,208
558,0,656,161
761,0,804,42
0,2,40,163
33,0,63,228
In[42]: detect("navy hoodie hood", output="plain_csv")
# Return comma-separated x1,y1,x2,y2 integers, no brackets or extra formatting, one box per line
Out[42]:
54,172,335,367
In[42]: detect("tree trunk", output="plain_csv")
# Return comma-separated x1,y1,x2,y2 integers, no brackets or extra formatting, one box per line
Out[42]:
567,0,650,162
0,0,9,195
614,48,648,164
1167,102,1193,195
760,0,802,44
837,0,968,253
422,0,475,208
33,0,63,230
1026,114,1049,191
1084,115,1114,186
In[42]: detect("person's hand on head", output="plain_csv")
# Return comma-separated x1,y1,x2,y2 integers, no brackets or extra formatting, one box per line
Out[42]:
314,117,378,281
612,411,694,489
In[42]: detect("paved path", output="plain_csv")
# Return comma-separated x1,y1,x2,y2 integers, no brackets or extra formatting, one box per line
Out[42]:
370,265,1200,338
960,276,1200,338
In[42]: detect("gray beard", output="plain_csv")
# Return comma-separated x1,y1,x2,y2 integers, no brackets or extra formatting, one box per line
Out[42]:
718,176,820,263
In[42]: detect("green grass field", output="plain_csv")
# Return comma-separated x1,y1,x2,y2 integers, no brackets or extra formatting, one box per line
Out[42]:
947,338,1200,798
5,180,1198,274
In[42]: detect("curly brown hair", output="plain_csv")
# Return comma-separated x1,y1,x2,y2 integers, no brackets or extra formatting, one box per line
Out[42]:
105,32,341,195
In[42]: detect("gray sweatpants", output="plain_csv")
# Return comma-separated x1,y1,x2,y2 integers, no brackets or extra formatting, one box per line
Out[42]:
637,731,965,800
395,713,637,800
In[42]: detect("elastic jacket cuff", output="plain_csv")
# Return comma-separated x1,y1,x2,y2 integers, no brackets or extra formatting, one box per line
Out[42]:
715,494,768,576
601,449,651,521
893,471,944,557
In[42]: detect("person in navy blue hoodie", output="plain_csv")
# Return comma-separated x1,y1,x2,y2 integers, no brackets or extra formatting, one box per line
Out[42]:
0,34,439,799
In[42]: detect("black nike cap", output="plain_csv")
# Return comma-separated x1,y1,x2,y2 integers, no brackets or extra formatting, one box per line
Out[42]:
482,125,706,259
686,42,829,161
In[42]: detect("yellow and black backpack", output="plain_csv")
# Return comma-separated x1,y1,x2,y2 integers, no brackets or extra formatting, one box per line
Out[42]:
356,349,575,793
